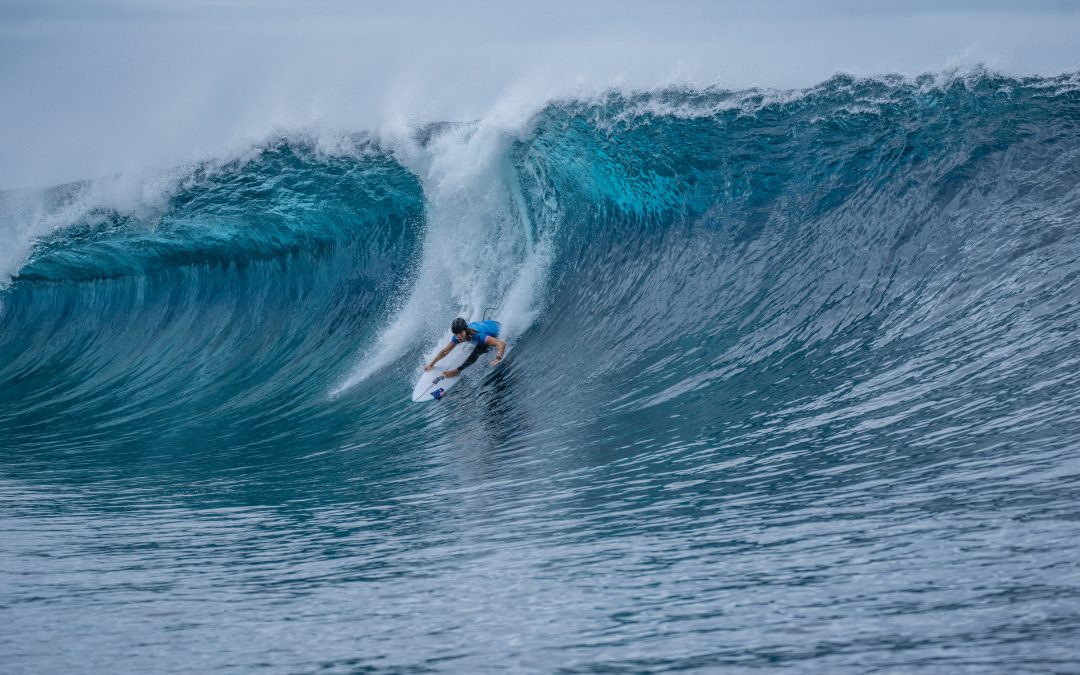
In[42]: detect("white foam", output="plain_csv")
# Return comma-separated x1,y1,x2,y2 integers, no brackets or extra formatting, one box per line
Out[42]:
330,96,558,396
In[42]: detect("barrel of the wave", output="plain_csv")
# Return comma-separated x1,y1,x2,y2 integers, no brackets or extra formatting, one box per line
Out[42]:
412,320,505,402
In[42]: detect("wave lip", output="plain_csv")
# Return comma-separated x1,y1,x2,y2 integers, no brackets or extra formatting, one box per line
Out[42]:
7,137,422,284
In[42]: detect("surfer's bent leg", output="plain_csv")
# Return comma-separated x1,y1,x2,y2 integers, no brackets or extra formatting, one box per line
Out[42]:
457,344,490,372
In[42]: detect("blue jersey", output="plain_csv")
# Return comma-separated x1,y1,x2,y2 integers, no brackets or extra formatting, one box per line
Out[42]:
451,320,501,346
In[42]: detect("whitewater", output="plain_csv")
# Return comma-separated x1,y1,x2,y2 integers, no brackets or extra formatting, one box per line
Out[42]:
3,72,1080,672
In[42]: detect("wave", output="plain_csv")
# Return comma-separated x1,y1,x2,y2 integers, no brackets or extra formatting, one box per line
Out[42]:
2,71,1079,462
523,72,1080,413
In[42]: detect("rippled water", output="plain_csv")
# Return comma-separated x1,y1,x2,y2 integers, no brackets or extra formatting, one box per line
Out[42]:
3,73,1080,672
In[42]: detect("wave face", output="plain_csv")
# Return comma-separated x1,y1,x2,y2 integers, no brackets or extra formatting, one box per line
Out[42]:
4,73,1080,672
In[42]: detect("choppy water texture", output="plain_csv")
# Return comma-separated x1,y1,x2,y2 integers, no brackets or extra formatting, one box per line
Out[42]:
3,73,1080,673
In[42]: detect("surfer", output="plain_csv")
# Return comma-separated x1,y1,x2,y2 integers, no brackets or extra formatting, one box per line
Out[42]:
424,317,506,377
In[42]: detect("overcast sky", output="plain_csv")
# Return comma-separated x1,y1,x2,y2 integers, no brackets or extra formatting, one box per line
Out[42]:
2,0,1079,189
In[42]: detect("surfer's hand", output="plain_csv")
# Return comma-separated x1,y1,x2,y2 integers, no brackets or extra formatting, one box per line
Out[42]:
490,357,502,366
444,369,459,377
423,364,433,371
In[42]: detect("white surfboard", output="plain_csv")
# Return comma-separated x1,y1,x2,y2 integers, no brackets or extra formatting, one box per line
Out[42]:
411,342,475,402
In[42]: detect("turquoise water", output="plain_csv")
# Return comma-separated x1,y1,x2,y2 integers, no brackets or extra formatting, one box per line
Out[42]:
3,73,1080,672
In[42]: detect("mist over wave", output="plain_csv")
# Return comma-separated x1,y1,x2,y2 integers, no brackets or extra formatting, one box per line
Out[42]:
3,72,1080,672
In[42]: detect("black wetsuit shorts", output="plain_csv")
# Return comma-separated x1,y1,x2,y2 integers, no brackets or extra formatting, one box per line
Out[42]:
457,342,490,372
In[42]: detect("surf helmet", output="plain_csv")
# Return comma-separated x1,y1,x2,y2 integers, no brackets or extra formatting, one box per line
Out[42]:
451,317,468,333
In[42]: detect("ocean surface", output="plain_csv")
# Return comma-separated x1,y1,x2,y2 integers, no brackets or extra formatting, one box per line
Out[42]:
3,72,1080,672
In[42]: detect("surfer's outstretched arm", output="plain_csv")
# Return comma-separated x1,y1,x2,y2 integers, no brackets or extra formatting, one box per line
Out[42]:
424,341,457,371
488,336,506,365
